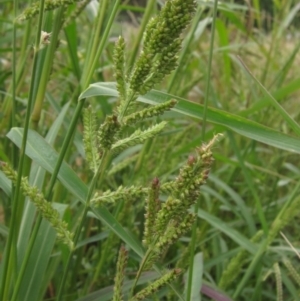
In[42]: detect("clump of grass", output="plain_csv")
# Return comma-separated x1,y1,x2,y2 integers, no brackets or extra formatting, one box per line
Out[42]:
1,0,300,300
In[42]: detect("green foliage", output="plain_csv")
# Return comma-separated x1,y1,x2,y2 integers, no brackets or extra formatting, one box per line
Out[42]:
1,0,300,300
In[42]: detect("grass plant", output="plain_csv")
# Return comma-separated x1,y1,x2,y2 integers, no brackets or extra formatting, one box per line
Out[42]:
1,0,300,301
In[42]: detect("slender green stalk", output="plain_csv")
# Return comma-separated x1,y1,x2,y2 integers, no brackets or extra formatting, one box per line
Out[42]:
10,216,42,301
0,17,32,130
31,7,64,127
81,0,109,85
227,132,268,234
56,151,109,301
186,1,218,301
130,243,158,298
0,1,46,299
9,100,85,300
11,0,18,285
9,1,119,295
127,0,156,69
85,0,121,87
238,56,300,137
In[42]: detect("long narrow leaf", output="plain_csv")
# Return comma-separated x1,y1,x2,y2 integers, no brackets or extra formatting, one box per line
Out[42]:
7,128,144,258
79,82,300,154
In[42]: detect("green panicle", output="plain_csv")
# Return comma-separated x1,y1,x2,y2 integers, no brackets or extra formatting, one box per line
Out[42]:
98,114,121,151
113,246,128,301
160,134,221,205
143,178,161,246
155,213,195,257
63,0,92,28
267,195,300,245
83,106,100,173
130,269,182,301
111,121,167,154
91,185,147,207
283,258,300,286
124,100,177,126
108,155,138,176
17,0,81,21
0,162,74,250
129,0,196,95
113,36,127,102
154,198,183,238
273,263,283,301
218,229,263,290
140,135,220,269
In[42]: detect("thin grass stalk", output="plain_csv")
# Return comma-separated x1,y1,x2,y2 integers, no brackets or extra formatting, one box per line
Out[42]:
130,242,159,298
11,2,120,292
12,5,120,296
31,7,64,127
227,131,267,233
233,182,300,298
0,18,32,130
56,151,109,301
84,0,121,88
260,26,277,85
80,0,109,86
269,40,300,89
9,100,85,300
11,0,18,286
89,197,125,291
10,216,43,301
127,0,157,69
238,56,300,137
186,1,218,300
0,1,46,299
167,4,203,93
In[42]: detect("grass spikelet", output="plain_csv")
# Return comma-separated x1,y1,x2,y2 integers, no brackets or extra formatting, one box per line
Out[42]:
83,106,100,173
0,162,74,250
113,36,127,102
143,178,161,246
219,230,264,290
112,246,128,301
91,185,147,207
17,0,81,21
111,122,167,154
274,263,283,301
63,0,92,28
124,100,177,126
130,269,182,301
283,258,300,286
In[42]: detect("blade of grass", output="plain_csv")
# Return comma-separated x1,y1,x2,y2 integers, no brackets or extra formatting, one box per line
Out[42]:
7,127,144,257
227,131,268,234
197,208,257,254
11,102,71,301
208,174,256,235
188,1,218,300
237,56,300,137
0,0,46,298
80,82,300,154
7,127,185,301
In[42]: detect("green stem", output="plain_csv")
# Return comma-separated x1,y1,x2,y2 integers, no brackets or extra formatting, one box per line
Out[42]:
187,1,218,300
31,7,64,126
81,0,109,85
84,0,121,88
56,151,109,301
10,216,42,301
11,0,18,285
0,0,46,299
130,247,154,298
